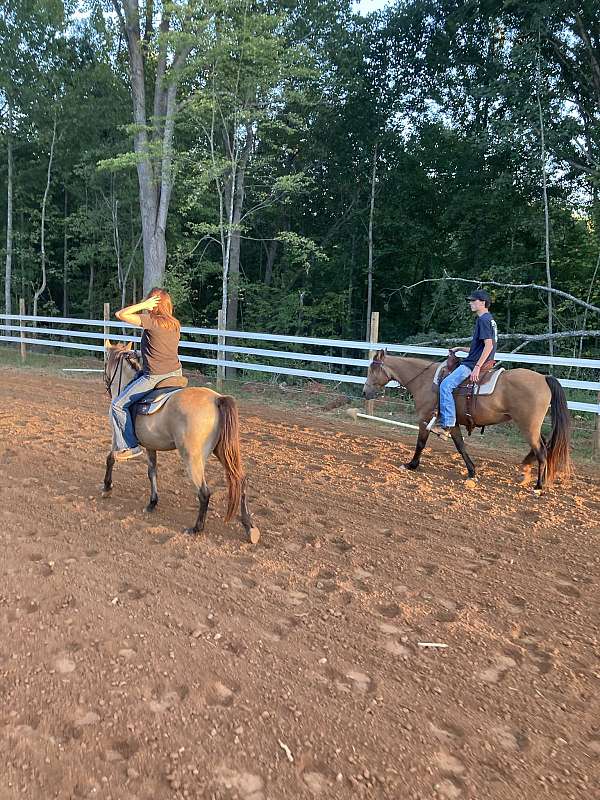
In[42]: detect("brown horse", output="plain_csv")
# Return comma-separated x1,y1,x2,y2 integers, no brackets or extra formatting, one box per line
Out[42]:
363,350,572,489
102,341,259,542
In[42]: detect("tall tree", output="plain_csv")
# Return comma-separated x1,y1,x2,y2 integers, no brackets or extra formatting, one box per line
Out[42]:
109,0,197,292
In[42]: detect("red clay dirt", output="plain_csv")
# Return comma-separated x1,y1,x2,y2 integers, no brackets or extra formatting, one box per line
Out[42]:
0,366,599,800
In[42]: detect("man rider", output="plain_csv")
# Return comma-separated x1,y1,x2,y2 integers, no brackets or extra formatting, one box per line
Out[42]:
430,289,498,440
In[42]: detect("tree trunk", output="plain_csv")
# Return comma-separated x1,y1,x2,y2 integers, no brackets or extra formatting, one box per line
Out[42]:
365,142,377,341
88,263,94,318
225,123,254,330
4,99,13,316
226,172,245,330
536,38,553,358
33,112,57,319
115,0,191,294
63,186,68,316
264,237,279,287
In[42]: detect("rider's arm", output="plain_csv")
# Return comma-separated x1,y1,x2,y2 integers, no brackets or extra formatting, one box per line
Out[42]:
477,339,494,366
470,339,494,380
115,296,159,326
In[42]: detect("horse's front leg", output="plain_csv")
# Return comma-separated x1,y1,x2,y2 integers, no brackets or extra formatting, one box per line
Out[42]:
145,449,159,512
403,423,431,470
102,451,115,498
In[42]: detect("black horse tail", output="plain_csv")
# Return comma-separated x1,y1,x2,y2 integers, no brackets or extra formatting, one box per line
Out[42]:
545,376,572,483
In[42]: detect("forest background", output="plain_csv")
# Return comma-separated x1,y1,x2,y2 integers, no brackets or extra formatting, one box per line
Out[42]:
1,0,599,357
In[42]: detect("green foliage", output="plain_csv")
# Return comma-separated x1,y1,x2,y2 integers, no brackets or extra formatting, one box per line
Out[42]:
0,0,599,360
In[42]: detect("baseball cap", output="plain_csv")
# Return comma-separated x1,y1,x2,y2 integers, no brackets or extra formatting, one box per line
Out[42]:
467,289,491,303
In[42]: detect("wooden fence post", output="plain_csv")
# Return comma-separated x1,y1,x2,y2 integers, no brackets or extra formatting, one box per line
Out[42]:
216,309,225,392
103,302,110,363
365,311,380,417
19,297,26,362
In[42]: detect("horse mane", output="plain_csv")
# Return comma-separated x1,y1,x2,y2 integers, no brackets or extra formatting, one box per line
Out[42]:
107,345,142,374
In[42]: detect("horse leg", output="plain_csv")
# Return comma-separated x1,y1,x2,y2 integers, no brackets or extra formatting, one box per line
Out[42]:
182,447,211,535
403,423,431,470
450,426,475,479
532,442,548,490
145,449,159,512
102,451,115,497
240,478,260,544
188,480,211,535
519,449,537,486
512,414,548,490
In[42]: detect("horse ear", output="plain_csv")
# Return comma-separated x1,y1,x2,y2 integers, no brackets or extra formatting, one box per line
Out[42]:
124,341,134,351
104,339,112,349
376,348,385,360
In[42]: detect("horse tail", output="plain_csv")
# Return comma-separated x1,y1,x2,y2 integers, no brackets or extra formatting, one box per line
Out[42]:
544,376,572,482
214,395,245,522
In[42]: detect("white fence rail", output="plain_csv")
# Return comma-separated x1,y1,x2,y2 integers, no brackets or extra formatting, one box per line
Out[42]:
1,313,599,416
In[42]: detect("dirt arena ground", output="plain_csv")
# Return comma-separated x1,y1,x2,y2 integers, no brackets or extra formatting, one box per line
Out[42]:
0,365,599,800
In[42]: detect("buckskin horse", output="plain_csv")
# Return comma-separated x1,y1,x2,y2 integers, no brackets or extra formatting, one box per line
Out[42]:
102,341,260,542
363,350,572,490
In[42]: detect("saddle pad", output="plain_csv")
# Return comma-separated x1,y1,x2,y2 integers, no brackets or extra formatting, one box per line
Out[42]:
134,387,184,416
433,364,505,395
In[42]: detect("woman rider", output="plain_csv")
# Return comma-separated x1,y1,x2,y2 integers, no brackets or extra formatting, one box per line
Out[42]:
110,288,182,461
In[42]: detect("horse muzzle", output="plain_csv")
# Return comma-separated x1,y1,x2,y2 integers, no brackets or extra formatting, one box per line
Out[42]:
363,386,384,401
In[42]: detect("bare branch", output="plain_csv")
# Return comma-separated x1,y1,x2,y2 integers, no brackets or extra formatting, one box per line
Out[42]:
111,0,127,36
386,274,600,315
418,330,600,346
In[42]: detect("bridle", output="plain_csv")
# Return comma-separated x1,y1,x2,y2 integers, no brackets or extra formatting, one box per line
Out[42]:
369,356,442,392
104,350,140,397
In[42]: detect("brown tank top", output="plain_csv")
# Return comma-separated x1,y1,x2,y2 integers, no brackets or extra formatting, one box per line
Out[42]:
139,314,181,375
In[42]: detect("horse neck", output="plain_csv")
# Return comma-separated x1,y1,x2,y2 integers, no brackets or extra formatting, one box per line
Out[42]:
110,355,137,399
384,356,435,393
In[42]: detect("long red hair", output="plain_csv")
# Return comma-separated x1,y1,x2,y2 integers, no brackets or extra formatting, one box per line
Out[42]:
146,287,180,331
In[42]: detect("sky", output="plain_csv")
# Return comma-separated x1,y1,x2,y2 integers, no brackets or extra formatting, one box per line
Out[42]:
354,0,390,14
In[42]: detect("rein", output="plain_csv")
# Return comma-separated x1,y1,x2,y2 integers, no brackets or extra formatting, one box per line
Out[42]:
105,351,140,397
371,357,439,389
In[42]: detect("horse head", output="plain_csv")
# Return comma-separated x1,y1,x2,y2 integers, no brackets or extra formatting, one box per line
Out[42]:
363,348,392,400
104,340,141,398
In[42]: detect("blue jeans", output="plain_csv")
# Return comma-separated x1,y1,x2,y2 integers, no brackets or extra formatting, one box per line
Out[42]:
110,368,182,451
439,364,472,428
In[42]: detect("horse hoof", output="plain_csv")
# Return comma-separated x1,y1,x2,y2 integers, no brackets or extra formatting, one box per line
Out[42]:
184,527,200,536
248,526,261,544
532,488,542,497
144,504,157,514
101,489,112,499
464,478,477,489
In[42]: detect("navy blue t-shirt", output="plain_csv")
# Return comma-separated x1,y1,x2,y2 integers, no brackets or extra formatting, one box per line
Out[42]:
462,312,497,368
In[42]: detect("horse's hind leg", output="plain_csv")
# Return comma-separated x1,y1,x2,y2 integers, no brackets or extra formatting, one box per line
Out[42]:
240,478,260,544
145,449,159,512
520,449,536,486
102,452,115,497
182,447,211,535
450,426,475,479
513,414,548,490
189,479,211,535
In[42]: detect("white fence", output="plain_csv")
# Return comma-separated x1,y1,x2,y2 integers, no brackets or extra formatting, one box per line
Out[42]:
1,312,599,416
